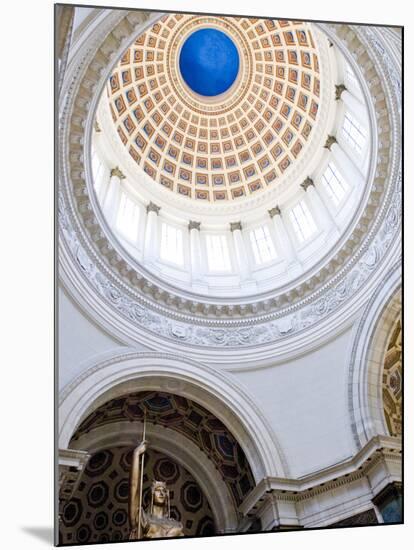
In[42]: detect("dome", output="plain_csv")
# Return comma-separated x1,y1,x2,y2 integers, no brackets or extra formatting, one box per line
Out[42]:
91,15,372,299
103,15,329,205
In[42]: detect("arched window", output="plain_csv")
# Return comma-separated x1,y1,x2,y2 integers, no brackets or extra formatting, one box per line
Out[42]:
289,200,317,243
341,112,367,153
321,162,349,206
344,62,359,92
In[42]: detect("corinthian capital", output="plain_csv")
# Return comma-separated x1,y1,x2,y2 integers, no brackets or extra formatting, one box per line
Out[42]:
110,166,126,179
188,220,201,231
146,202,161,214
324,135,337,151
335,84,347,100
230,221,242,232
268,205,281,218
300,177,315,192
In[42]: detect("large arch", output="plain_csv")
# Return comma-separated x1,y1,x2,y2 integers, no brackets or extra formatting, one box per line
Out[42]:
59,351,288,481
348,263,401,449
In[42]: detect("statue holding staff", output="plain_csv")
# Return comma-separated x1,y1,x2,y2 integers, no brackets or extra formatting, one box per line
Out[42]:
128,419,184,540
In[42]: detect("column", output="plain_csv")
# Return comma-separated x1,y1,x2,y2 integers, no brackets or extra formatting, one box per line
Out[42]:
230,222,251,281
143,202,160,264
336,83,368,125
188,221,202,281
102,166,125,226
300,177,340,236
268,206,301,275
325,135,364,188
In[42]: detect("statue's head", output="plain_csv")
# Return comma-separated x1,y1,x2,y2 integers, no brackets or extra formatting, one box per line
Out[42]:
152,480,168,505
150,480,170,517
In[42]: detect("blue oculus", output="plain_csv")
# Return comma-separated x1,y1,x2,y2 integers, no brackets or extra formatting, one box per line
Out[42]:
179,28,240,97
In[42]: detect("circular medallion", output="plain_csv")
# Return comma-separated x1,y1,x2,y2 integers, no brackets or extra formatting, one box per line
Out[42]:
179,28,240,96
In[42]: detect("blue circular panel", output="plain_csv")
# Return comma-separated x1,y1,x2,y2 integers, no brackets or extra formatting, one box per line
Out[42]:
179,29,240,97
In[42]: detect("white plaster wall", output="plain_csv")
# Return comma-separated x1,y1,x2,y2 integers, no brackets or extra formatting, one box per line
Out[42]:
59,286,132,389
234,325,357,478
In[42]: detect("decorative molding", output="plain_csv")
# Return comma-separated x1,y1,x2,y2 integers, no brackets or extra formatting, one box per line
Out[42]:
110,166,125,179
239,435,401,518
335,83,347,100
230,221,242,232
188,220,201,231
146,201,161,214
300,177,315,192
324,134,337,150
268,206,281,218
56,5,75,94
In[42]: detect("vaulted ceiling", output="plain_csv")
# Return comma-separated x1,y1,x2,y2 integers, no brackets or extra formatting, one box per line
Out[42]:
106,15,323,202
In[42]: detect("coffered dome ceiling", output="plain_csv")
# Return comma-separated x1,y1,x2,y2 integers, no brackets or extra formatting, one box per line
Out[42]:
106,15,325,203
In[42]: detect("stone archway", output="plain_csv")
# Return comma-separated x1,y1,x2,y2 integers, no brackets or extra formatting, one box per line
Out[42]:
348,264,401,449
58,351,289,533
59,351,288,479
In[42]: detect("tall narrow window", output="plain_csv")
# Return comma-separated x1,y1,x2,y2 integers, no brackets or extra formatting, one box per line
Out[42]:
206,234,231,271
289,200,317,243
160,223,184,266
116,193,140,243
344,62,359,91
341,112,367,153
321,162,349,206
250,226,277,265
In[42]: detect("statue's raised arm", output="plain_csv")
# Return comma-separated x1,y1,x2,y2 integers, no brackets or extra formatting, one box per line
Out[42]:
128,435,184,540
128,440,147,533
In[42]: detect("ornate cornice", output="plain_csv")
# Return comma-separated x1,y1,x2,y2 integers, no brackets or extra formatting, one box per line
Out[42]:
239,435,401,514
58,15,401,349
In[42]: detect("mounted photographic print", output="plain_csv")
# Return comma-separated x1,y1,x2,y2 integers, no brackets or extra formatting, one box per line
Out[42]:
56,2,403,546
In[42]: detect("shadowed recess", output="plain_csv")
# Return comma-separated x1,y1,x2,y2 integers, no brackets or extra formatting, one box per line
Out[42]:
71,391,255,506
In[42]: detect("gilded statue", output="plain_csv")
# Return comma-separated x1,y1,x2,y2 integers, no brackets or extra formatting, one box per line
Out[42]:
129,439,184,540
